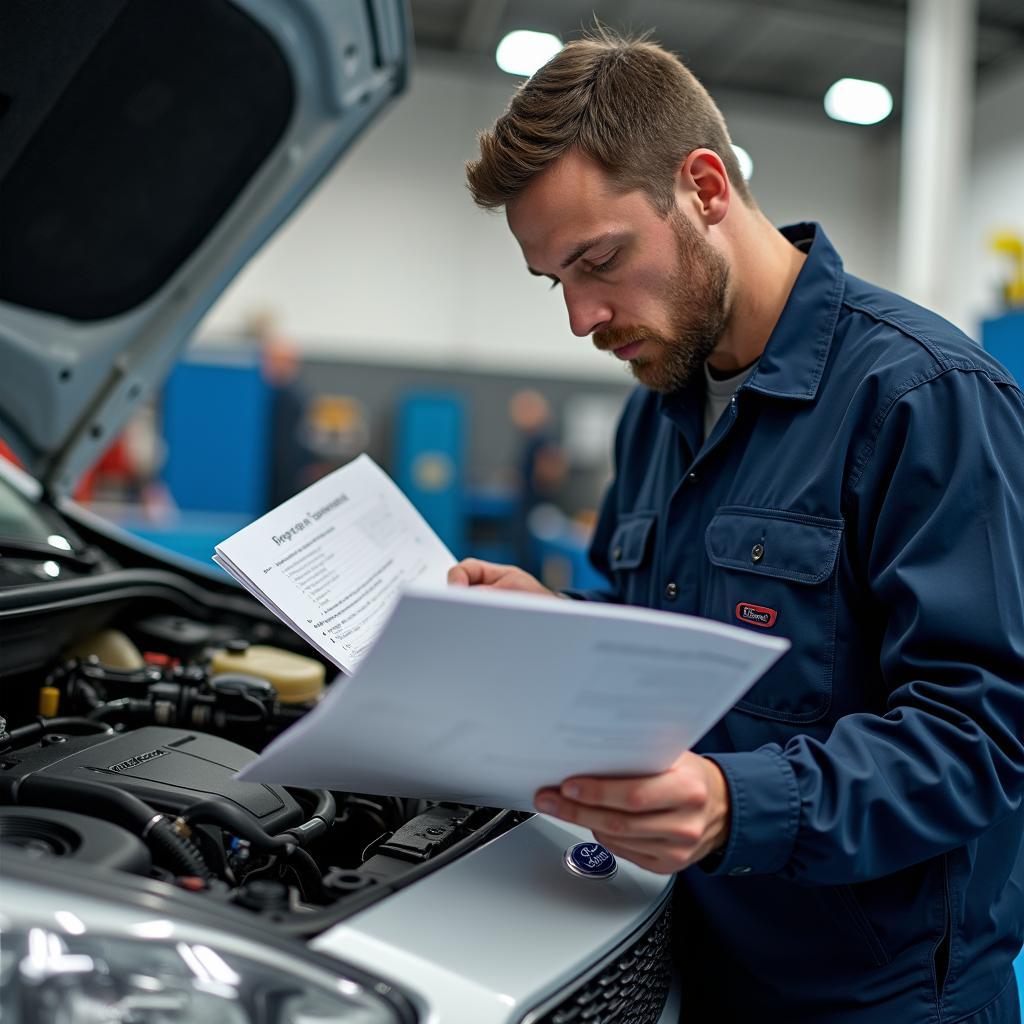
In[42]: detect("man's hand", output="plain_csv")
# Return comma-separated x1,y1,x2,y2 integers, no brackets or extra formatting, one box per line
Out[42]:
447,558,556,596
533,753,731,875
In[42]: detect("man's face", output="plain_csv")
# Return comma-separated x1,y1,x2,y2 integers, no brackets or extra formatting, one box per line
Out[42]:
507,150,731,392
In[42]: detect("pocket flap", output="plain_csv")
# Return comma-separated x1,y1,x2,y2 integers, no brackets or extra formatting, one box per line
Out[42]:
608,514,656,570
705,508,843,584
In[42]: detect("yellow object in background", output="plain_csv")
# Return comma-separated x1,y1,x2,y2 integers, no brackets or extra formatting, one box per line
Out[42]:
209,644,325,704
990,232,1024,307
38,686,60,718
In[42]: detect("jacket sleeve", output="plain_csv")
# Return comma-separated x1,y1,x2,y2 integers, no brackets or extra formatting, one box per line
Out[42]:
704,368,1024,884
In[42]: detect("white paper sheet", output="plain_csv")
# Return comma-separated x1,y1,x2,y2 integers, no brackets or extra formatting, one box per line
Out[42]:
237,585,790,810
213,454,454,673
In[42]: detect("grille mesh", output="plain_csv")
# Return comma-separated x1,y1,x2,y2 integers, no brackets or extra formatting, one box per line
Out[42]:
531,902,672,1024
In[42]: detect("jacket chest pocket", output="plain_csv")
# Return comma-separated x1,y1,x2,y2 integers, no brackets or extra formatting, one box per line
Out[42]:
703,507,843,723
607,513,657,607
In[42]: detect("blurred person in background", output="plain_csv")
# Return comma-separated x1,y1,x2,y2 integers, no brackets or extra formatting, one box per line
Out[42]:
507,388,567,574
247,309,315,507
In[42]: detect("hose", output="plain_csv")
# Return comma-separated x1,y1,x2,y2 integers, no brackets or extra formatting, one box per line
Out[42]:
13,774,212,880
283,845,322,901
147,817,212,880
283,789,335,845
7,717,114,744
185,789,335,851
183,798,294,853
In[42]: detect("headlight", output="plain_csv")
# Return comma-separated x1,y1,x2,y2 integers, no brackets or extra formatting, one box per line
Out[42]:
0,880,403,1024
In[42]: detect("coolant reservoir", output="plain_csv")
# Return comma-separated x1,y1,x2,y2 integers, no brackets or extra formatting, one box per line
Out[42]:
209,644,325,704
64,629,145,669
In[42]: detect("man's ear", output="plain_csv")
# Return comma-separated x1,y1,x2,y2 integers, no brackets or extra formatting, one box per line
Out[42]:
676,149,730,226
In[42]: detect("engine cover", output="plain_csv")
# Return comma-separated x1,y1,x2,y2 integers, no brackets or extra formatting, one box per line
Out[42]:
5,726,302,832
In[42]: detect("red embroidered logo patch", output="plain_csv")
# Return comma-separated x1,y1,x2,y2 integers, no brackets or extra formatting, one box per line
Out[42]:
735,602,778,628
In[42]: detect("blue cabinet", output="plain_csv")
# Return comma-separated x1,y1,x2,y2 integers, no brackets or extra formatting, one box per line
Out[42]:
982,309,1024,386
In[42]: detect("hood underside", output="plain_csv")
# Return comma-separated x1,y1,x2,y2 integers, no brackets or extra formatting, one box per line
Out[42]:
0,0,409,494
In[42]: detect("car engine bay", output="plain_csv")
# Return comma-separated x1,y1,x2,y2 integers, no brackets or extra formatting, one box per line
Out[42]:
0,482,516,939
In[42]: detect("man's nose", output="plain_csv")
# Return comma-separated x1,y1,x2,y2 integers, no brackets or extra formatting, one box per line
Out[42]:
563,284,612,338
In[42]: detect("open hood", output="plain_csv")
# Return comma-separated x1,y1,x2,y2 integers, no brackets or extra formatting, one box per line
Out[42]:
0,0,409,495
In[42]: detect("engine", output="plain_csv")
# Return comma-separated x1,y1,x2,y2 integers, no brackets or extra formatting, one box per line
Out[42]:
0,618,511,926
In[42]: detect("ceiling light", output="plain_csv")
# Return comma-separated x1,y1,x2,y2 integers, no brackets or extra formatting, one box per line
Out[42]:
823,78,893,125
496,30,562,77
731,144,753,181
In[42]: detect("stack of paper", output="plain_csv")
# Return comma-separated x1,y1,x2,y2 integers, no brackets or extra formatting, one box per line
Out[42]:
214,454,454,673
215,454,789,808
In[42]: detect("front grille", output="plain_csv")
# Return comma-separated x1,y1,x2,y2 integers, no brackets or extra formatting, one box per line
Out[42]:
528,901,672,1024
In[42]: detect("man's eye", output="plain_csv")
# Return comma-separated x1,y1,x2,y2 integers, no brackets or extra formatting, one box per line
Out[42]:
591,252,619,274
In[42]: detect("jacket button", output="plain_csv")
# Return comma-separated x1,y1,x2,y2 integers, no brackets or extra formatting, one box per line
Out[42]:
751,543,765,563
688,472,698,483
664,581,679,600
729,865,753,876
612,546,623,561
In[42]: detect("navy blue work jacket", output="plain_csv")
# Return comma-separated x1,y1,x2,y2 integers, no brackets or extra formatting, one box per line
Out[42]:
570,224,1024,1022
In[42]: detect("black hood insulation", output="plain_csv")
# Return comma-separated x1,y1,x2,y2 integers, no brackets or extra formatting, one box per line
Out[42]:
0,0,294,319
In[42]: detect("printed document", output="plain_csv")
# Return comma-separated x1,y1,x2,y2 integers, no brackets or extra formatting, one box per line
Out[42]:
236,585,789,810
213,454,454,673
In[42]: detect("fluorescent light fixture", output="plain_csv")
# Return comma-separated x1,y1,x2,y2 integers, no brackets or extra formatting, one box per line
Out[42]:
53,912,86,936
731,144,753,181
130,920,176,939
496,30,562,77
824,78,893,125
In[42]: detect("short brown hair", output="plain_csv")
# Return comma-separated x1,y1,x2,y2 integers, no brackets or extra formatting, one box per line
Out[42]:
466,26,753,213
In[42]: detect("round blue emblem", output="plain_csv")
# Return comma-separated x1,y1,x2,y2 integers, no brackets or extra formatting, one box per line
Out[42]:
564,841,618,880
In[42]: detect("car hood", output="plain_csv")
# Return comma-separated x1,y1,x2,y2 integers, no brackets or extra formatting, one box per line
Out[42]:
0,0,409,495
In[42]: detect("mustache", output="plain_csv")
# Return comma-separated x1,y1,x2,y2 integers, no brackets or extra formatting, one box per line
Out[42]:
592,326,660,352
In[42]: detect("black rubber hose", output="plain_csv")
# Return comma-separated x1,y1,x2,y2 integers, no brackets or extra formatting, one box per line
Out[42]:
311,789,336,826
148,818,212,880
183,798,294,853
186,791,336,851
8,717,114,744
284,789,336,845
284,845,322,901
16,774,158,832
14,775,212,880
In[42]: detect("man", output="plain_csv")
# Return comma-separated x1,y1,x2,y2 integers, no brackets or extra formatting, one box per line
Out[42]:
449,28,1024,1023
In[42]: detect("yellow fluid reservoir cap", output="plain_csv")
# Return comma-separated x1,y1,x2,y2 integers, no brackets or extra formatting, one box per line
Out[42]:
38,687,61,718
209,645,325,704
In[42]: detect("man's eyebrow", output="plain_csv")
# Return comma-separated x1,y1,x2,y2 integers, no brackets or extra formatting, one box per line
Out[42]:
525,234,614,278
560,234,611,270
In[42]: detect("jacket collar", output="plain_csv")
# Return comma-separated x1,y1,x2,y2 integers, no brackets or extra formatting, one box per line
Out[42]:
742,222,845,402
657,221,845,425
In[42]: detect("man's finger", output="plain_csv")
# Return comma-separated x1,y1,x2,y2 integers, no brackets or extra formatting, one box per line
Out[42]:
447,558,555,596
447,564,470,586
447,558,508,587
591,833,690,875
538,792,706,844
558,762,709,814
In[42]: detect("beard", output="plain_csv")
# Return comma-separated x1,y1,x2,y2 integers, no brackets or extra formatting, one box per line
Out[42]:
593,211,731,393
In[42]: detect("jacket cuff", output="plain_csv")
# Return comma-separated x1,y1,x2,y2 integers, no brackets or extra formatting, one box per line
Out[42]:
699,747,800,877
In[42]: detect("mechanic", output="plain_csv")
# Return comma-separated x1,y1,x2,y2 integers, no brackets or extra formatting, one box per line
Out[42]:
448,28,1024,1023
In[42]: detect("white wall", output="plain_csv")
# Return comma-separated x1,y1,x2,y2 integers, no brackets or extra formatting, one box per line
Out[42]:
201,50,1022,373
718,96,899,287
